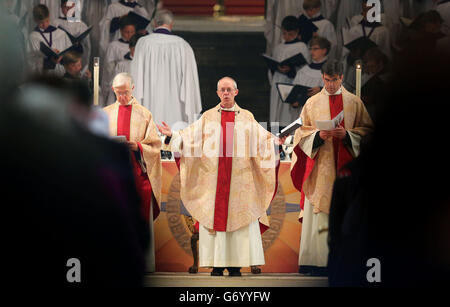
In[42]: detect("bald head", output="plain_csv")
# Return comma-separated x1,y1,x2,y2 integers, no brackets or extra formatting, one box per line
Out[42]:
217,77,238,90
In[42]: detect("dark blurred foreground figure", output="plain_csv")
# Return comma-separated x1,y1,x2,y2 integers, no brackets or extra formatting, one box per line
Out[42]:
1,76,150,287
0,15,150,286
328,48,450,287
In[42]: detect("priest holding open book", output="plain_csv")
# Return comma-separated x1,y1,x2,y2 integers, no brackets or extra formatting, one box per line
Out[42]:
290,60,373,276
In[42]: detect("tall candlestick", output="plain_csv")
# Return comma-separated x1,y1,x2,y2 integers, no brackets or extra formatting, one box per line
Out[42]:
93,57,100,106
355,61,362,98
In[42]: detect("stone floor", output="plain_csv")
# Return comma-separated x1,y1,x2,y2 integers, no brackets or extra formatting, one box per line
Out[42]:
144,272,329,287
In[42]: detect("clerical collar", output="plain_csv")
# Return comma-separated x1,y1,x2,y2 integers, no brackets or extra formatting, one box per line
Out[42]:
124,52,133,60
306,13,324,22
154,27,172,35
118,38,129,44
309,57,327,70
35,25,57,47
285,38,301,45
35,25,57,33
324,87,342,96
119,0,140,8
219,104,236,112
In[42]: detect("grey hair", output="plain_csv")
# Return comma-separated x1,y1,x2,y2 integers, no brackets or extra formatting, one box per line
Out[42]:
112,72,134,88
154,9,174,27
217,77,238,90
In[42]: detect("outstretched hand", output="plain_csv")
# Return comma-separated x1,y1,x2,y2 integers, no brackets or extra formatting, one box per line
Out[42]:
275,135,288,146
157,121,172,137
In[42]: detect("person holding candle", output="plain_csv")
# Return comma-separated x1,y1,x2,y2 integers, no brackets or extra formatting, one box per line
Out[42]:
103,72,162,225
290,60,373,276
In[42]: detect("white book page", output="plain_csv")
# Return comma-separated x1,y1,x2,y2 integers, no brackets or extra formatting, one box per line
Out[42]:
315,111,344,131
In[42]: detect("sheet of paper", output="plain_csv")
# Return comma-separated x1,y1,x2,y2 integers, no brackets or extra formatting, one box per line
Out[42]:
315,111,344,131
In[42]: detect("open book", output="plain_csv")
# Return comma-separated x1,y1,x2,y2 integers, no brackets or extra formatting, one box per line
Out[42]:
315,111,344,131
276,83,311,105
277,117,303,138
298,14,319,44
127,11,150,31
262,53,308,75
57,25,92,45
39,42,77,58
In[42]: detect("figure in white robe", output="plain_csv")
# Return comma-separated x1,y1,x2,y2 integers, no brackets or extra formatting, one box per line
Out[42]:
131,17,202,128
301,11,337,59
264,0,304,55
28,25,72,76
53,9,91,68
98,0,149,58
269,40,310,128
103,38,130,106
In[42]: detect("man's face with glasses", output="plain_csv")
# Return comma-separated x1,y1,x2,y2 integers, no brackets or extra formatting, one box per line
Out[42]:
310,44,327,62
113,84,134,105
217,78,239,108
322,73,343,95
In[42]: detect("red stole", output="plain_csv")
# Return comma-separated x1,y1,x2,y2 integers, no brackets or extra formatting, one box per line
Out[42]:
290,93,353,220
117,104,159,222
213,110,235,231
329,94,353,174
180,108,278,234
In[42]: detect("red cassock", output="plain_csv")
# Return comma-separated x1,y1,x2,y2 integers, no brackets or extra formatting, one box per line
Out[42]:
117,104,160,222
291,93,353,213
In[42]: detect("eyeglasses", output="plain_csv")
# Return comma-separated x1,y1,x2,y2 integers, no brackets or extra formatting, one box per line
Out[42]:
218,88,235,93
113,89,132,96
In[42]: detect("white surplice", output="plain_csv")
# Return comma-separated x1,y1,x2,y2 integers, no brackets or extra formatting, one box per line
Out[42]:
28,26,72,76
130,31,202,128
53,16,92,67
269,40,310,127
264,0,304,55
102,39,129,106
98,1,149,57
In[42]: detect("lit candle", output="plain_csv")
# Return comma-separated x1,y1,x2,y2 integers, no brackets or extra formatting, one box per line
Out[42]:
93,57,100,106
355,61,362,98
